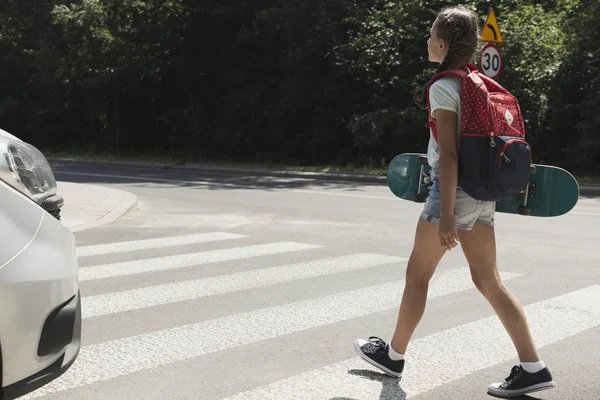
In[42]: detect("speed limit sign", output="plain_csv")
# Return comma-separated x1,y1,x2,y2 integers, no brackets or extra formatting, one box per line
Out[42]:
480,43,503,79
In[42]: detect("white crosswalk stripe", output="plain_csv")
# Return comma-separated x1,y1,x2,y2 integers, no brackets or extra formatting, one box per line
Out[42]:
76,232,246,257
78,241,321,280
22,231,600,399
81,253,407,318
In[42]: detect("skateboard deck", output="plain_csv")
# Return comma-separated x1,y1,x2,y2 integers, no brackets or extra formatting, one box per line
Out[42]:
386,153,579,217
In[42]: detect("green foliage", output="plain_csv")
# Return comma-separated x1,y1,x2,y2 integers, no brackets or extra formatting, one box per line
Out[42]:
543,0,600,174
0,0,598,172
494,4,567,151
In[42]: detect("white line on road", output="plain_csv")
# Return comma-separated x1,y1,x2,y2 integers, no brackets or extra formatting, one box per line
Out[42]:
23,268,521,397
82,253,407,318
569,211,600,217
78,242,321,281
223,285,600,400
76,232,246,257
292,189,394,201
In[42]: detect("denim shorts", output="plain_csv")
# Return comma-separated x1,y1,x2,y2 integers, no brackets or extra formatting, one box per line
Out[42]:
421,177,495,231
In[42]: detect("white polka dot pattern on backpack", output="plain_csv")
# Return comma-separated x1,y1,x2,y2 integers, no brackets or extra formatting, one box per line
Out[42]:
426,64,525,142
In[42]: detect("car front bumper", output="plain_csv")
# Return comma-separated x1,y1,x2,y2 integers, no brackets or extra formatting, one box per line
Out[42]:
1,292,81,400
0,179,80,399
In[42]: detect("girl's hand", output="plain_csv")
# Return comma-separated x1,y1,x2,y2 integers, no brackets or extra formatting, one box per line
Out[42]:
439,215,459,250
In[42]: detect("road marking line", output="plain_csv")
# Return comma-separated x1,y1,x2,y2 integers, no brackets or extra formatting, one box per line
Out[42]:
76,232,246,257
78,242,321,281
292,189,394,200
223,285,600,400
570,211,600,217
81,253,407,318
23,269,521,397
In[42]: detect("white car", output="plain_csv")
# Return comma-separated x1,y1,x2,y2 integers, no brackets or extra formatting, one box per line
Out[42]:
0,128,80,399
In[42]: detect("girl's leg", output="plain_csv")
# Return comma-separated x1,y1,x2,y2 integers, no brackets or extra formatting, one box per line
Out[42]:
457,222,539,361
354,216,447,378
390,216,448,354
459,221,555,397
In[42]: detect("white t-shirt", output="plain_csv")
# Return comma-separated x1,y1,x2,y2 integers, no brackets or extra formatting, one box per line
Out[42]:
426,77,462,171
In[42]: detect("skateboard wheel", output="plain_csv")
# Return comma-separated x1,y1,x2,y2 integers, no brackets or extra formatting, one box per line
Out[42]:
417,156,428,165
518,206,532,216
413,194,426,203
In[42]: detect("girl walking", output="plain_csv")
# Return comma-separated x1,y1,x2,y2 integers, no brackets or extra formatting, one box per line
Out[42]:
354,5,555,398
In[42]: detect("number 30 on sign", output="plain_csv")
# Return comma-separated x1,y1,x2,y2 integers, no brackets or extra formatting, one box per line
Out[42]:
480,43,502,79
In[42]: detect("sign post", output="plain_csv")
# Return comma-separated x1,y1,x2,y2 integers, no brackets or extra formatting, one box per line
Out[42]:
479,8,504,79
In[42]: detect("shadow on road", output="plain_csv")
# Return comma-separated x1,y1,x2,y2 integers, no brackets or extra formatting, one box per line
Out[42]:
323,368,408,400
326,368,548,400
50,159,600,201
50,159,387,193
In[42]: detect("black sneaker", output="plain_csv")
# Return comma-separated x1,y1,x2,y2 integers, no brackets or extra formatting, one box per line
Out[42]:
354,336,404,378
488,365,555,398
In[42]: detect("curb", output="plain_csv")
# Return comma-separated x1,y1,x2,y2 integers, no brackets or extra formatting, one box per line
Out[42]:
58,182,139,233
580,185,600,197
69,190,138,233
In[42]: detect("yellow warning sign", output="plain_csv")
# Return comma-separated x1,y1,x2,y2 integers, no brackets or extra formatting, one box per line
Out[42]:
480,9,503,43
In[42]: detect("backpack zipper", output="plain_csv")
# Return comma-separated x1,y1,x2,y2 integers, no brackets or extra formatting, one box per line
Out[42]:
498,139,528,167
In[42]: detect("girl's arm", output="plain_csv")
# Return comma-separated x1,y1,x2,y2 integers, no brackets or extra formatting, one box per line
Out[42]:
434,108,460,249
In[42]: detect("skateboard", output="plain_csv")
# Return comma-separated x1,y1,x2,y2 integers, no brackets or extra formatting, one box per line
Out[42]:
386,153,579,217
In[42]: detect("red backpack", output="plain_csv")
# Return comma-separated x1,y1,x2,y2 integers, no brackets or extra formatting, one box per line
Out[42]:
426,63,531,201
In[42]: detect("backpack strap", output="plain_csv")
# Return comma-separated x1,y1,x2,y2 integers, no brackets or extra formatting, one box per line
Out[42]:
425,65,472,142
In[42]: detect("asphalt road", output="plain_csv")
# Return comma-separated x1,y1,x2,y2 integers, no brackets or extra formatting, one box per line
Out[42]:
25,159,600,400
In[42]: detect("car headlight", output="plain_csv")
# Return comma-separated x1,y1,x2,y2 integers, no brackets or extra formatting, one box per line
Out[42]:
0,137,60,210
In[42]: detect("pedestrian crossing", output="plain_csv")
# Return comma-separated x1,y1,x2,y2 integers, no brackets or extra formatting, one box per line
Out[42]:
225,286,600,400
23,231,600,399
